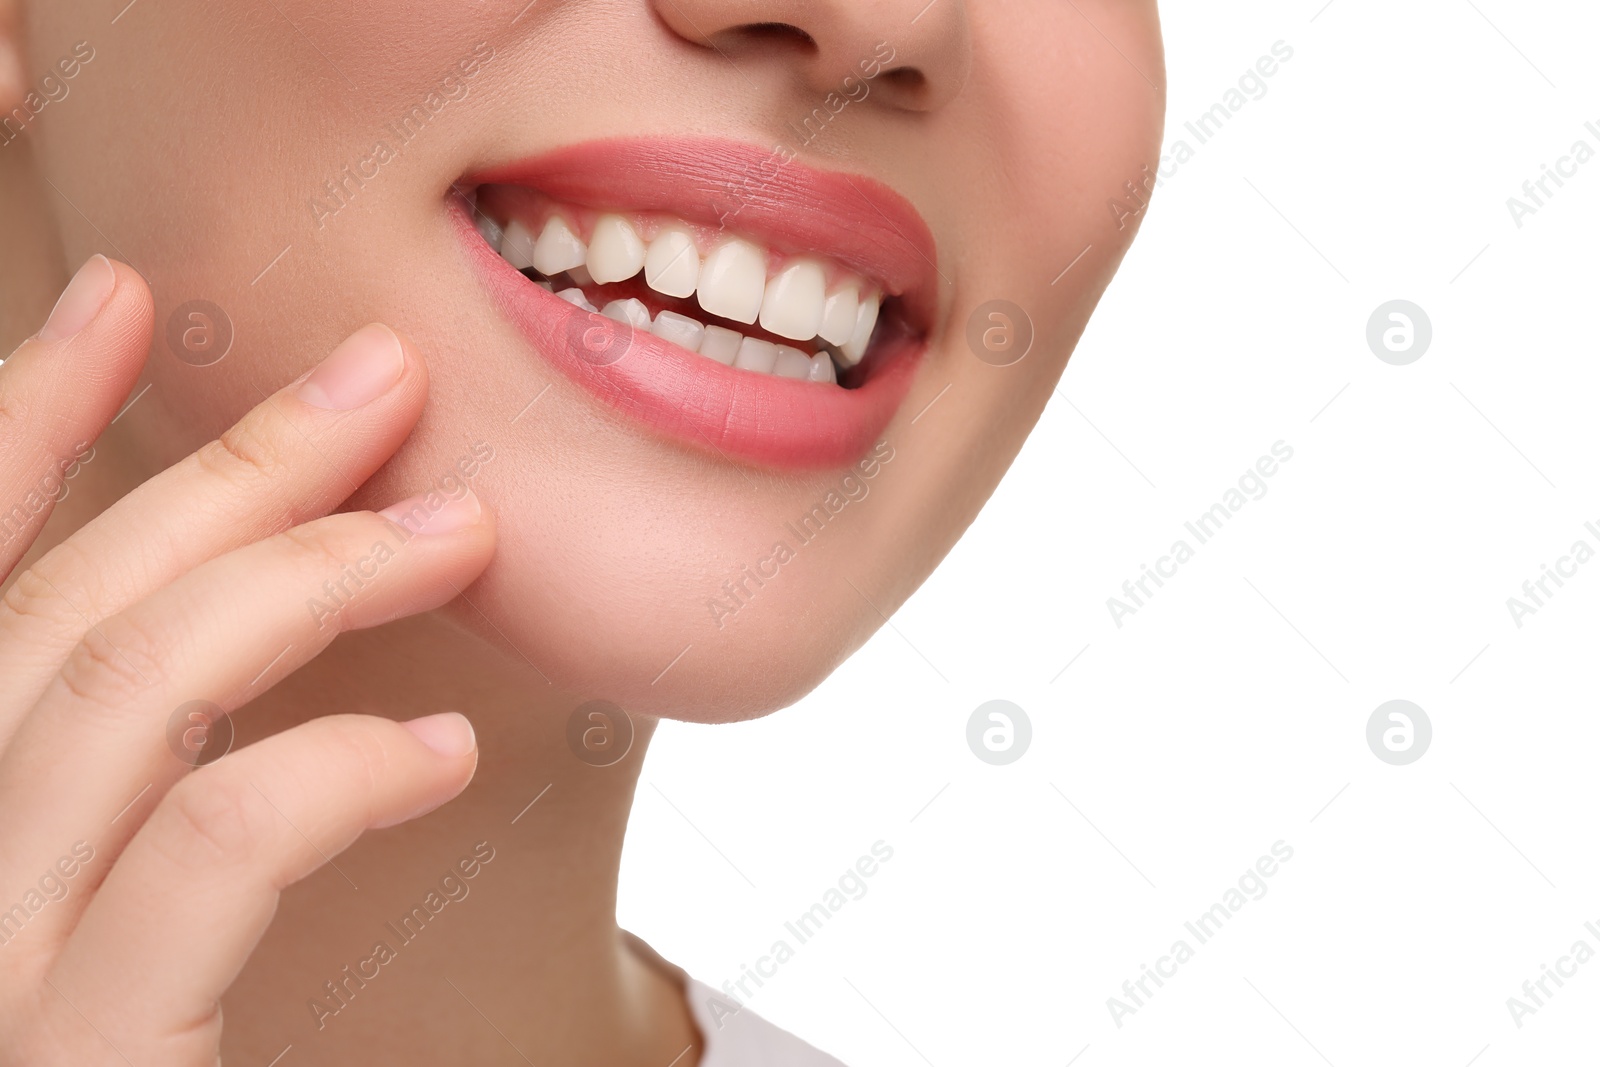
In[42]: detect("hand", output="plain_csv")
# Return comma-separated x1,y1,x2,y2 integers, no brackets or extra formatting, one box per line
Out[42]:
0,256,494,1065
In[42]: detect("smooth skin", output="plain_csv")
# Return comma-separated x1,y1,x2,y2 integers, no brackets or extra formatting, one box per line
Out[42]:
0,262,491,1064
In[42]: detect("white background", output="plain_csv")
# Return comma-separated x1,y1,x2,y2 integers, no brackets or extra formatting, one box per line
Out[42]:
620,2,1600,1064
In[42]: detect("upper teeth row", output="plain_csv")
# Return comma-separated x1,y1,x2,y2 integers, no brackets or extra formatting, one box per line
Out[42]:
478,209,883,367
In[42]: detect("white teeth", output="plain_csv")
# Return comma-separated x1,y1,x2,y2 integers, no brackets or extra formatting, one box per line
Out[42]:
644,227,701,299
698,324,742,366
587,214,645,284
700,326,742,367
555,287,597,313
654,316,841,384
492,205,889,384
602,298,651,330
807,351,837,384
697,238,766,325
733,336,779,374
475,212,505,254
772,345,813,380
759,259,827,342
502,219,538,271
532,216,588,276
534,279,553,292
652,309,705,352
840,291,880,366
818,285,859,347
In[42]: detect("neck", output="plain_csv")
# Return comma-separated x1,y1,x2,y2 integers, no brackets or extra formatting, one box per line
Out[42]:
228,620,697,1067
26,385,701,1067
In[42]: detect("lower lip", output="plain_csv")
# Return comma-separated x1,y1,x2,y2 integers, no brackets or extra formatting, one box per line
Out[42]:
451,203,922,469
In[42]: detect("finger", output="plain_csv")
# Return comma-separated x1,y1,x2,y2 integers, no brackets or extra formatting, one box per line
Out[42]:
0,495,493,948
46,711,477,1065
0,256,150,584
0,321,433,732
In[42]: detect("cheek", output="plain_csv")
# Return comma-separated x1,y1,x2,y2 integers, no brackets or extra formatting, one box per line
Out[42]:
25,0,528,453
973,0,1166,283
923,0,1163,437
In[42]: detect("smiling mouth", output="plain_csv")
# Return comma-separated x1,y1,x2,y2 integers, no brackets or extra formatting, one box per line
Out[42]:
470,186,900,388
456,137,938,469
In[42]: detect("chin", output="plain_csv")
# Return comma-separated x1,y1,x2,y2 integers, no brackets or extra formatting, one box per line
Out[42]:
412,368,922,723
436,486,888,722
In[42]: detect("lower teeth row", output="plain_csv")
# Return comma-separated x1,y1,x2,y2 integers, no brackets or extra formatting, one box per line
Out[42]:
525,266,842,385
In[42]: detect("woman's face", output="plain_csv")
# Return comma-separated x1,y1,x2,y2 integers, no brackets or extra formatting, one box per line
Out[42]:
18,0,1163,720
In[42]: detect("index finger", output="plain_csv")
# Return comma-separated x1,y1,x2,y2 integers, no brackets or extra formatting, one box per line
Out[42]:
0,256,151,584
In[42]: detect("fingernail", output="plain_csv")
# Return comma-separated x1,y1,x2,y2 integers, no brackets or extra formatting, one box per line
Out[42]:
39,255,115,342
402,712,476,757
379,489,482,536
296,324,405,410
0,46,24,104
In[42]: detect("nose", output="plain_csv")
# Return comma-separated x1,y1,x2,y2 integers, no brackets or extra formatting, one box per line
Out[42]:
650,0,971,113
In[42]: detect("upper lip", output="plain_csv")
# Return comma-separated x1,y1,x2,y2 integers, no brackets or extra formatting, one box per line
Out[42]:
466,136,940,332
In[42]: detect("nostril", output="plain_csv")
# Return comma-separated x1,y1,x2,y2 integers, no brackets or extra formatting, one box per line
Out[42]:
870,66,936,110
736,22,816,51
878,67,926,93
